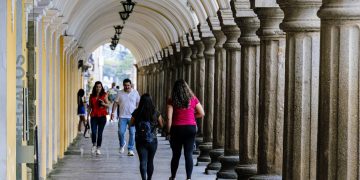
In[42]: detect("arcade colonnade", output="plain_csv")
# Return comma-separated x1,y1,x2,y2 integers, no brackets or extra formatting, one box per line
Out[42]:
0,0,360,179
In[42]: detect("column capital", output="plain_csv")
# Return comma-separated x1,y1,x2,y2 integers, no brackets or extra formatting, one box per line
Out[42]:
190,42,198,62
29,7,45,22
218,9,237,27
195,40,205,60
278,0,321,32
181,35,189,47
232,0,260,45
212,30,226,49
199,23,214,39
233,0,257,17
208,16,222,32
182,46,192,65
163,48,169,58
255,7,285,38
222,25,241,50
191,28,201,42
25,0,34,14
318,1,360,20
202,37,216,57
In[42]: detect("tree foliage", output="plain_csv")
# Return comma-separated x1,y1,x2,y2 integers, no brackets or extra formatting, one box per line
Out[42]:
102,45,135,85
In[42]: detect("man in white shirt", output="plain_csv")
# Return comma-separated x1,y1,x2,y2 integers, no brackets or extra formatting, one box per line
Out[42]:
111,79,140,156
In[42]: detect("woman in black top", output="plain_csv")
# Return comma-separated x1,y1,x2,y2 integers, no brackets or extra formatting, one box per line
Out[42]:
130,93,163,180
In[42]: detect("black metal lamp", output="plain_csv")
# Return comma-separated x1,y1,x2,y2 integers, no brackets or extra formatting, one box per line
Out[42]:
114,25,123,35
119,11,130,21
110,44,116,50
121,0,136,13
111,34,119,45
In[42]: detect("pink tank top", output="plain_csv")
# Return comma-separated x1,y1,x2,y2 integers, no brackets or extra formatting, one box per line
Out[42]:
170,96,199,126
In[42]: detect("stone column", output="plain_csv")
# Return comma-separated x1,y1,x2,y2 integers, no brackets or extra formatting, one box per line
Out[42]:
197,24,216,165
169,52,177,86
152,63,157,104
194,31,205,154
190,41,198,93
316,1,360,179
182,46,192,85
250,5,285,180
195,39,205,107
146,67,151,93
136,67,141,94
148,63,153,94
158,62,163,110
277,1,321,179
164,53,172,100
189,34,202,155
217,9,241,179
27,20,37,176
206,20,227,174
27,20,37,147
232,1,261,179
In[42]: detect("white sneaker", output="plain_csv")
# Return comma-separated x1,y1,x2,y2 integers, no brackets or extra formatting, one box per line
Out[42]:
91,146,96,154
119,146,125,154
96,149,101,155
119,142,126,153
128,150,134,156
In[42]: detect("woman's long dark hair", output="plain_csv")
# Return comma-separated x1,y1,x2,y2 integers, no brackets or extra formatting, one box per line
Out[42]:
77,89,85,105
171,79,194,108
137,93,156,123
90,81,105,97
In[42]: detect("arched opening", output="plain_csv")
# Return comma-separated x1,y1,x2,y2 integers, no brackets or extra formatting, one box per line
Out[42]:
83,43,136,95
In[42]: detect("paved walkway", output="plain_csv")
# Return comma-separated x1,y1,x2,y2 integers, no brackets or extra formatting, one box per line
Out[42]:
48,120,216,180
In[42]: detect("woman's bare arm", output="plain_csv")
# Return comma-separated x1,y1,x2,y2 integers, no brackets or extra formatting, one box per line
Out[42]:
158,115,164,128
166,105,173,133
100,94,110,108
195,103,205,118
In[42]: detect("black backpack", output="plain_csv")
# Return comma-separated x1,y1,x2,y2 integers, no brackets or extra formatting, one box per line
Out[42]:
135,112,157,143
136,120,154,143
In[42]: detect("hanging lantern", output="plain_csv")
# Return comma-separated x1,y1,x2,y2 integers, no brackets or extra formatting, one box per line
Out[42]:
119,11,130,21
111,34,119,45
110,44,116,50
121,0,136,13
114,25,123,35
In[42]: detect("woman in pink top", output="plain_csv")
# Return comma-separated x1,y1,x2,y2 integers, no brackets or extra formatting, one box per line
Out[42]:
167,79,205,180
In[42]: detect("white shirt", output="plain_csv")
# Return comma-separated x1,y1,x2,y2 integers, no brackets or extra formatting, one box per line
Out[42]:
115,89,140,118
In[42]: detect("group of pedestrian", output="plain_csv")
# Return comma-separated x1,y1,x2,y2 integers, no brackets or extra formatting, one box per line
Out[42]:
76,78,204,180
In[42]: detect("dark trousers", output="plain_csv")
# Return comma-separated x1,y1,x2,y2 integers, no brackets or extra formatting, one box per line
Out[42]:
170,125,196,179
90,116,106,147
136,139,158,180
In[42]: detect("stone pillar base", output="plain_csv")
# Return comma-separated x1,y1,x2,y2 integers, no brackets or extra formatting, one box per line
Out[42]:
216,155,239,179
196,142,212,166
193,136,203,155
235,164,257,180
206,148,224,174
249,175,281,180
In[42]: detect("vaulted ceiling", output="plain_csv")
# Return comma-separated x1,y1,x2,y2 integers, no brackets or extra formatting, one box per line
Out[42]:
32,0,232,62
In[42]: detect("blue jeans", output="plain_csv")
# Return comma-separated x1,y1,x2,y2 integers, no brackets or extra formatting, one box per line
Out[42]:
118,118,135,151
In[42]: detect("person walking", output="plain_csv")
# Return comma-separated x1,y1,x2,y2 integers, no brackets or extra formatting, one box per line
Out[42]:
87,81,110,155
130,93,163,180
166,79,205,180
111,79,140,156
107,82,118,116
77,89,86,133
